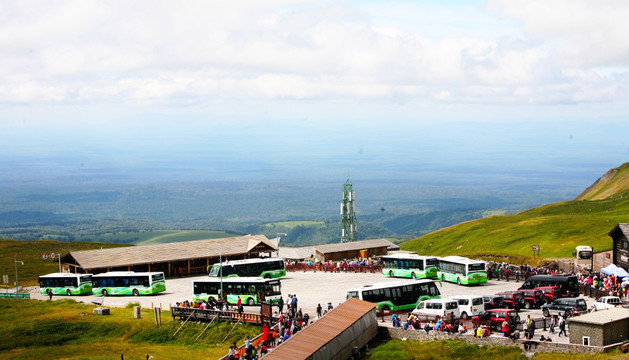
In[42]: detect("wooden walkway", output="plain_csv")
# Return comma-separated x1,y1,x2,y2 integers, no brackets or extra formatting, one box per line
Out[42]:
170,306,272,325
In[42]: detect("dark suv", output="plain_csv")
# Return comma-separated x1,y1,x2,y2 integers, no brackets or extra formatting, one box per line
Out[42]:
541,297,588,317
482,295,505,310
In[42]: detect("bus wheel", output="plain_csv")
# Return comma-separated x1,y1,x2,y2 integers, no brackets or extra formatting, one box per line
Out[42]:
411,272,416,279
264,274,271,279
457,278,461,285
543,309,550,317
102,290,108,296
67,289,72,296
247,298,255,306
441,274,445,281
389,271,393,277
460,312,468,319
133,289,139,296
381,305,390,313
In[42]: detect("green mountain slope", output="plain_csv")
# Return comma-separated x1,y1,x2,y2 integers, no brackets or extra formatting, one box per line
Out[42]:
400,163,629,261
575,162,629,200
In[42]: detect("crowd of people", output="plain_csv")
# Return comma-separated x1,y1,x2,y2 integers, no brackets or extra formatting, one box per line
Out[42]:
285,257,380,273
175,297,230,312
577,272,629,299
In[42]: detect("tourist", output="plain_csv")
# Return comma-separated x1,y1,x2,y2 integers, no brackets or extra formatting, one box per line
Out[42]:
558,314,567,337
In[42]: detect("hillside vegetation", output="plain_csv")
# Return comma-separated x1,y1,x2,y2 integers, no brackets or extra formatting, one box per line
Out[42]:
576,162,629,200
401,163,629,262
0,239,130,288
0,298,258,359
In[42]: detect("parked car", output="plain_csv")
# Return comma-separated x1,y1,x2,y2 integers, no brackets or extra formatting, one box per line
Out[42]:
472,308,520,331
482,295,505,310
449,295,485,318
534,286,562,303
495,291,523,311
541,297,588,317
593,296,625,310
516,289,546,309
412,299,460,321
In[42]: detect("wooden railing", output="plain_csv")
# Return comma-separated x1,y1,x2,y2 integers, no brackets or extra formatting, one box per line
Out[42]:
171,306,271,325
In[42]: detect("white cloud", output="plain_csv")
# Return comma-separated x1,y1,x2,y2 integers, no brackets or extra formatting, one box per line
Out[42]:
0,0,626,109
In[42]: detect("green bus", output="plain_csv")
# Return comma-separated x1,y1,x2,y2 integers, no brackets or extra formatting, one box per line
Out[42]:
192,277,282,306
208,258,286,279
92,271,166,296
437,256,487,285
39,273,93,296
346,280,441,312
381,254,439,279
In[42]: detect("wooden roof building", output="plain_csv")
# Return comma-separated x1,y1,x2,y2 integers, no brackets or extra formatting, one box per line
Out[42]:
262,298,377,360
61,234,277,277
609,223,629,272
314,238,398,261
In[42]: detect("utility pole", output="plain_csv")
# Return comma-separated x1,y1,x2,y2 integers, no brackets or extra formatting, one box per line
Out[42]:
14,256,24,296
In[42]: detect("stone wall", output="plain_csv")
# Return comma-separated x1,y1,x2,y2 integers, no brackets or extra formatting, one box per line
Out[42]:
380,326,604,354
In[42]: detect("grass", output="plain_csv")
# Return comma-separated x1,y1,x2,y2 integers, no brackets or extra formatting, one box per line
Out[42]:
363,339,628,360
364,339,525,360
400,188,629,263
0,239,129,288
0,298,261,359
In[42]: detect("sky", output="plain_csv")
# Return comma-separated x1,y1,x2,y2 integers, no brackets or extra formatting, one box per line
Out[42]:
1,0,628,191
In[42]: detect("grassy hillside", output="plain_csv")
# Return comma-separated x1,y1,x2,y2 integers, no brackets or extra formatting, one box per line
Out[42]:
401,163,629,262
576,163,629,201
0,298,259,359
0,239,130,288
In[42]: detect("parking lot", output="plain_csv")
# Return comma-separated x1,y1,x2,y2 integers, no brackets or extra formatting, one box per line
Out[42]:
29,270,592,343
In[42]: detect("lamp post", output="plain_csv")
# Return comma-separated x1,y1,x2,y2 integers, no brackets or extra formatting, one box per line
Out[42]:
14,257,24,296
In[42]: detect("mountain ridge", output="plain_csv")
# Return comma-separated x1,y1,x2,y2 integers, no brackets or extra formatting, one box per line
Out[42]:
400,162,629,261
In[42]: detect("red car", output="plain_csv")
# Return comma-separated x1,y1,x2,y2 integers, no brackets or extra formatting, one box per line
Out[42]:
534,286,562,303
495,291,524,311
472,308,520,331
516,289,546,309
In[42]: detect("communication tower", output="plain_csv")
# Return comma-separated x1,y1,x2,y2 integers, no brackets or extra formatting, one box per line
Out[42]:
340,177,357,242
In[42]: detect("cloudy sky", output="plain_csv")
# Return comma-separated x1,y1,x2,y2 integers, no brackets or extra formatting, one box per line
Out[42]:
1,0,628,189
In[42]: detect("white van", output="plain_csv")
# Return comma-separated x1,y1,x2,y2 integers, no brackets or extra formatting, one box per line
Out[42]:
411,299,460,320
448,295,485,318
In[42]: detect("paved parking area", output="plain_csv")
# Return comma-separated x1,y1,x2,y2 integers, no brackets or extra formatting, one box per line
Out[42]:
29,270,591,344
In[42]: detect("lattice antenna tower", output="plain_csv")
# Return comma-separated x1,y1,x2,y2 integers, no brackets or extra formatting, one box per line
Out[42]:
340,177,357,242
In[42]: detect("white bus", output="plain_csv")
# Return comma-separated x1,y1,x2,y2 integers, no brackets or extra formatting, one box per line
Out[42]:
437,256,487,285
381,254,439,279
346,280,441,312
39,273,92,296
208,258,286,279
573,245,593,271
91,271,166,296
192,277,282,305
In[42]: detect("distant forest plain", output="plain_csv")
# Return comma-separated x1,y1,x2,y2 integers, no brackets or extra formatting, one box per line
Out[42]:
0,173,585,246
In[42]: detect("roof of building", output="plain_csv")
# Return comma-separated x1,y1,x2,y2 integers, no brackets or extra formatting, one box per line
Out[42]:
608,223,629,237
277,246,316,260
314,238,399,254
262,298,376,360
65,234,276,269
569,307,629,325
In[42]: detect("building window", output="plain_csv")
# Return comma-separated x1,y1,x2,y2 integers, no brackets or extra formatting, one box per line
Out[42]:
583,336,590,346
